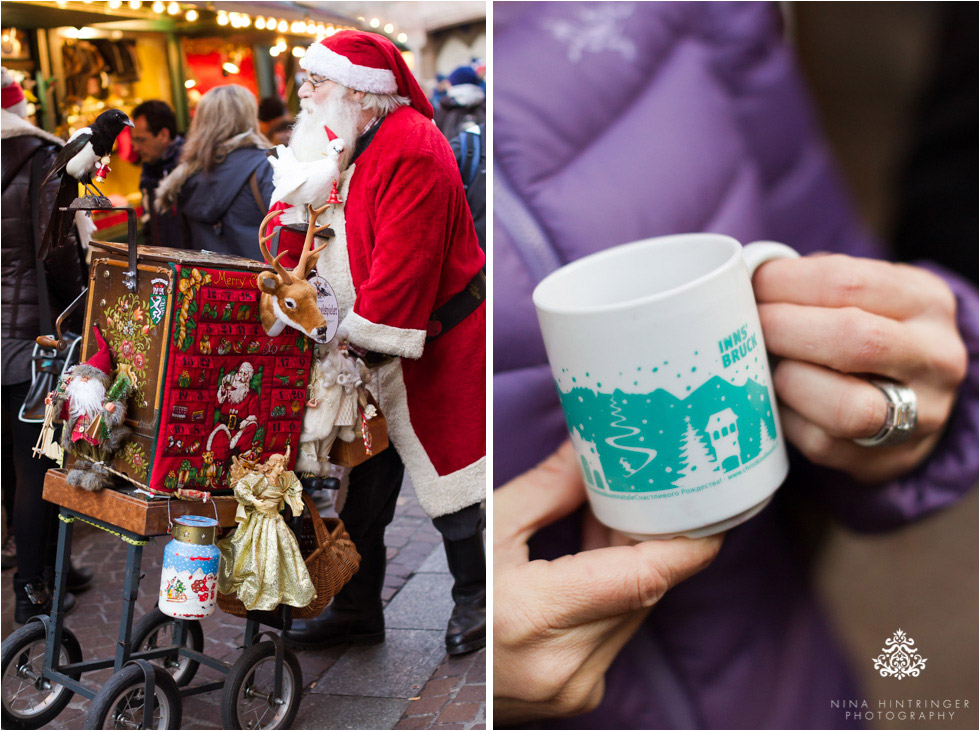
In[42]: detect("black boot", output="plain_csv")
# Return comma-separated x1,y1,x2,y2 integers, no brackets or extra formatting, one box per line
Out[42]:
443,533,486,656
66,563,93,593
283,534,387,650
14,576,76,625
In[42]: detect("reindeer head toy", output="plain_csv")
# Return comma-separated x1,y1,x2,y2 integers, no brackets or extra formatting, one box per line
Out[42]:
257,203,332,343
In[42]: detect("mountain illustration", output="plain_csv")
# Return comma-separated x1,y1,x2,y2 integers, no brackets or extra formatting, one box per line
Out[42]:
557,375,777,493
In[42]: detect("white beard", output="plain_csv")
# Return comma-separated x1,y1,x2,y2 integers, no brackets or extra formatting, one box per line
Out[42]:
224,378,250,405
290,87,361,170
67,376,107,420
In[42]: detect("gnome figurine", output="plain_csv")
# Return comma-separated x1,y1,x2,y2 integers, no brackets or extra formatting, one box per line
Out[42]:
49,325,133,491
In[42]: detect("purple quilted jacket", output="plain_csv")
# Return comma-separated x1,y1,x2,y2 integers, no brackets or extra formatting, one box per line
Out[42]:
493,3,979,729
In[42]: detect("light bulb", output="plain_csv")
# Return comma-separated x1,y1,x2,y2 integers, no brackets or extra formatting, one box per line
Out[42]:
216,11,228,25
128,0,142,9
167,2,179,15
184,8,197,21
277,20,287,32
151,0,164,12
254,17,265,30
222,62,240,75
397,33,407,43
292,46,305,58
184,79,196,88
369,18,380,28
384,24,394,34
108,0,123,9
269,47,281,57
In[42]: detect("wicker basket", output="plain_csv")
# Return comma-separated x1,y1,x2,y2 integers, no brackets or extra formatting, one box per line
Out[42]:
217,493,361,619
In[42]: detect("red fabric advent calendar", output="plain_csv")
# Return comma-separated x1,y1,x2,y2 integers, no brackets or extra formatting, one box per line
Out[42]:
76,243,313,495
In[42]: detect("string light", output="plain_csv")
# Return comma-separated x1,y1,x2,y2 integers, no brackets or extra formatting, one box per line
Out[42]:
128,0,142,8
369,18,380,28
222,61,240,75
306,21,316,34
166,2,179,15
397,33,407,43
383,23,394,34
255,16,265,29
184,79,196,88
184,8,197,21
277,20,287,32
151,0,164,12
107,0,122,9
216,10,228,25
269,46,281,57
292,46,305,58
266,17,276,29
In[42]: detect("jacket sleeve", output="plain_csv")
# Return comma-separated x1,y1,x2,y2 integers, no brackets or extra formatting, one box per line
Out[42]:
37,146,86,332
794,264,978,532
256,158,275,211
340,151,456,359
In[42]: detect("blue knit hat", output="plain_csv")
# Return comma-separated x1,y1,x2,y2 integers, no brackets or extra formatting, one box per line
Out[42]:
448,65,479,86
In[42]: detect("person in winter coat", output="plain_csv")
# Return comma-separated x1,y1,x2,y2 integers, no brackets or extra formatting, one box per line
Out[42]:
270,31,486,658
130,99,184,247
492,3,978,728
434,65,486,140
1,68,91,623
155,85,273,258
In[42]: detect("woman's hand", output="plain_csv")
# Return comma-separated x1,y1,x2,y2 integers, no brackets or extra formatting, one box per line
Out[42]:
754,254,968,483
494,443,722,723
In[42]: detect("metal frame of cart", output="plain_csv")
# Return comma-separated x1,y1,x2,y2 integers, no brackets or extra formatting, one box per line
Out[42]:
1,484,304,730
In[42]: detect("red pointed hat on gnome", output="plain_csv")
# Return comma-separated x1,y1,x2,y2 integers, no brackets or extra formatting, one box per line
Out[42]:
78,325,112,378
301,30,434,119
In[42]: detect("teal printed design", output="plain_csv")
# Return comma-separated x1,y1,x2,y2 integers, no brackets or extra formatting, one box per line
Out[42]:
558,375,777,494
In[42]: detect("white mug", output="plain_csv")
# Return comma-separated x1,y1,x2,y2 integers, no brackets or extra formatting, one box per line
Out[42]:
533,234,799,539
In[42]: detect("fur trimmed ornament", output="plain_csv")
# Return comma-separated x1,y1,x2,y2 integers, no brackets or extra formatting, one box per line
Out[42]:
48,325,133,491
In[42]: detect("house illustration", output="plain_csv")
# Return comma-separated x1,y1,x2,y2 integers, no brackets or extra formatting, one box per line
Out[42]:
705,408,741,471
570,427,608,490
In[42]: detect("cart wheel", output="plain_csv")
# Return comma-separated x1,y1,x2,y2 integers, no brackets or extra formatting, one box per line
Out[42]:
1,620,82,730
131,608,204,687
220,641,302,730
85,664,181,730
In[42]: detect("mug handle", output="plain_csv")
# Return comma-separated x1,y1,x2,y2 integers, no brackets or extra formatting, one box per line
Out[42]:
742,240,799,278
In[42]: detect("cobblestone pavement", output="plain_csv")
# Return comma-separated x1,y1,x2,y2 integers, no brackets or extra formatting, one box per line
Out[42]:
0,478,486,729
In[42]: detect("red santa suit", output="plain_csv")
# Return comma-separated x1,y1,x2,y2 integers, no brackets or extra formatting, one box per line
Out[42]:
274,37,485,519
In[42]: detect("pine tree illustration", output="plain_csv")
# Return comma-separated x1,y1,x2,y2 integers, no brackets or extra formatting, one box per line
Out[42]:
673,416,719,487
758,418,775,456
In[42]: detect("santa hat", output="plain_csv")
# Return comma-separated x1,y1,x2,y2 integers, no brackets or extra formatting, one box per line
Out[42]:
1,67,27,119
301,30,433,119
74,325,112,381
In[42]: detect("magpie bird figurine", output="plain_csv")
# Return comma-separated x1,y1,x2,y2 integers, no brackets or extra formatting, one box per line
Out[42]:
39,108,133,259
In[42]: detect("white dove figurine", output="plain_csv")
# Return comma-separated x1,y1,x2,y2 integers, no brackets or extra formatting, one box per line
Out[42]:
269,138,346,208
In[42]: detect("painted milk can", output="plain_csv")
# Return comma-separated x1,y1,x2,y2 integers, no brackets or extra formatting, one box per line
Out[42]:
159,515,220,619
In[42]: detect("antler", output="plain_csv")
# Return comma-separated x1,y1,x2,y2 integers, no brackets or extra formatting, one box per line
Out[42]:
294,203,330,277
258,209,293,284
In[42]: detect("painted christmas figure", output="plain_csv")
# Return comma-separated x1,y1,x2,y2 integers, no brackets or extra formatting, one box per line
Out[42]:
217,449,315,611
271,30,486,657
296,339,369,477
48,326,133,491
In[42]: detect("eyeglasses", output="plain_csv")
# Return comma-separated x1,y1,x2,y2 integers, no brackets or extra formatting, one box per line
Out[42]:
301,74,329,90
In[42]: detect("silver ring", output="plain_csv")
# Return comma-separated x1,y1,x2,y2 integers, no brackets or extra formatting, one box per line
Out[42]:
853,379,917,447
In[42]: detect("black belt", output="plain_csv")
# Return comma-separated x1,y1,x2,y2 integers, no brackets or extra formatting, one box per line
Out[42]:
359,269,485,366
426,269,485,341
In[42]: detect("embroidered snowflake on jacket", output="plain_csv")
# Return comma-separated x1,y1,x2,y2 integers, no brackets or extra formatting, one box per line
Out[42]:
544,3,638,64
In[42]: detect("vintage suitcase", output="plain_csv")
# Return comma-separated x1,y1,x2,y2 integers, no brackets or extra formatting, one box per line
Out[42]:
72,241,314,495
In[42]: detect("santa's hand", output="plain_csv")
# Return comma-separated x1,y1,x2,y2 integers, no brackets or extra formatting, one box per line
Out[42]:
494,443,722,723
754,254,968,483
104,402,116,413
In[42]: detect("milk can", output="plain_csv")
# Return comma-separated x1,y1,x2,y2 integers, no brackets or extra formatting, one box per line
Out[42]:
159,515,220,619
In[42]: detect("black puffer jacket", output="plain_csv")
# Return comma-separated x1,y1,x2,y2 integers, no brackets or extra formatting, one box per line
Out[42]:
1,117,87,385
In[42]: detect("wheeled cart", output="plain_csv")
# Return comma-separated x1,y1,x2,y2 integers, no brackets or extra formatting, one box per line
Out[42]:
1,471,305,730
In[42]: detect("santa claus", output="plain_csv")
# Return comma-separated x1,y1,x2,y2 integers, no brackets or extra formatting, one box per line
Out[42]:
210,361,259,452
275,31,486,658
51,326,132,491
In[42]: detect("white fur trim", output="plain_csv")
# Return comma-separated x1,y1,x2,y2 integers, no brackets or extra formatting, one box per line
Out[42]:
376,360,485,518
301,43,397,94
0,109,64,145
342,310,425,360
